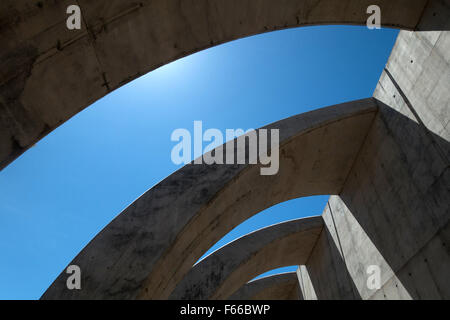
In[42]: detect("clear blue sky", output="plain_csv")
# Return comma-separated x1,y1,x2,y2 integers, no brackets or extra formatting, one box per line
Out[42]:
0,25,398,299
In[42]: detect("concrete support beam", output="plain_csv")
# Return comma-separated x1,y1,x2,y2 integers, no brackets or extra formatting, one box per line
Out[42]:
295,29,450,300
374,31,450,160
0,0,436,170
324,31,450,300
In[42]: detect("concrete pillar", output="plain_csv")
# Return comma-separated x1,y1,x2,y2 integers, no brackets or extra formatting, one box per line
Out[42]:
300,30,450,300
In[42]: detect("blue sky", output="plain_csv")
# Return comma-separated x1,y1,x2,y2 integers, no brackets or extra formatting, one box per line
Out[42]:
0,25,398,299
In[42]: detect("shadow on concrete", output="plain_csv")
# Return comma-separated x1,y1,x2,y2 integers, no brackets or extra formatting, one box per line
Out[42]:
417,1,450,31
305,227,362,300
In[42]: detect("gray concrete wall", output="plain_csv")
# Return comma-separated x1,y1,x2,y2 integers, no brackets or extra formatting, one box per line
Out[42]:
365,30,449,299
296,266,317,300
300,29,450,300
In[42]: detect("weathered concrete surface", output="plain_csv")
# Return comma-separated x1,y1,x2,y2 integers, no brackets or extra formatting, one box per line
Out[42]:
41,99,377,299
170,217,323,300
374,31,450,161
301,102,449,299
0,0,438,170
301,204,362,299
229,272,299,300
296,265,318,300
297,30,450,300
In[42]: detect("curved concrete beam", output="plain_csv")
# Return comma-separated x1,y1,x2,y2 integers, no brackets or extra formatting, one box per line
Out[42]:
41,99,377,299
170,218,322,300
229,272,299,300
0,0,433,170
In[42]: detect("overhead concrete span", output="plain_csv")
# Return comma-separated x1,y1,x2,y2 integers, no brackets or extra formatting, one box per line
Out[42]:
0,0,446,170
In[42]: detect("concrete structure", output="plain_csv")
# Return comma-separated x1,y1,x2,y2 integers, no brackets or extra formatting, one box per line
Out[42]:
0,1,448,300
229,272,300,300
0,0,448,170
41,99,378,299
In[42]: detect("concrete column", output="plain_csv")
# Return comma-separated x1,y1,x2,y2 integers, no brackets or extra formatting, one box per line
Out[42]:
299,205,361,300
306,30,450,300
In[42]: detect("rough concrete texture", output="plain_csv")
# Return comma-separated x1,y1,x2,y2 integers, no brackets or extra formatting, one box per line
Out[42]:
168,30,450,301
296,266,318,300
41,24,450,298
298,29,449,300
229,272,299,300
321,30,450,300
374,31,450,160
0,0,437,170
169,217,323,300
2,1,447,300
41,100,377,299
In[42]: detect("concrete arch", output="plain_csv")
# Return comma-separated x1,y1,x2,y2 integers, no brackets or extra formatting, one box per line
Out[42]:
41,98,378,299
229,272,300,300
170,217,323,300
1,0,439,170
